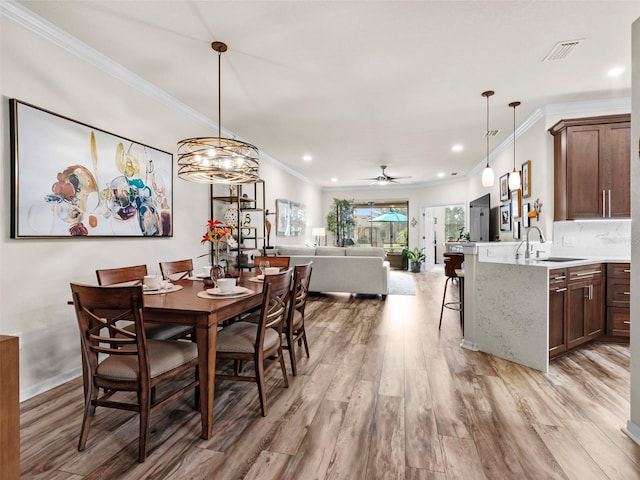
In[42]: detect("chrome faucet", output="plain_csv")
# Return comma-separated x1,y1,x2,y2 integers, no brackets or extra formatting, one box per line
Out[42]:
524,226,545,259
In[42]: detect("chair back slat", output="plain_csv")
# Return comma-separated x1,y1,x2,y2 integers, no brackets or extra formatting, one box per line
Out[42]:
71,283,148,363
159,259,193,281
254,256,290,270
292,262,313,311
96,265,148,286
259,269,293,334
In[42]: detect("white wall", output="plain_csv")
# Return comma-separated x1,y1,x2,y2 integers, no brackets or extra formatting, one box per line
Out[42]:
0,16,321,399
627,16,640,445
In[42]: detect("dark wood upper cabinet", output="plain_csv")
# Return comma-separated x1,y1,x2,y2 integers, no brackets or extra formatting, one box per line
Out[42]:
549,114,630,220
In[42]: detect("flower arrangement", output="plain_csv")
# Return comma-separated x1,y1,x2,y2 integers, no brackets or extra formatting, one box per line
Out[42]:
201,220,236,269
201,219,235,245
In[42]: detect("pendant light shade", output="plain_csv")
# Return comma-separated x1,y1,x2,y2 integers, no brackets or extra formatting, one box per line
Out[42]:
508,101,521,191
177,42,260,184
481,90,495,187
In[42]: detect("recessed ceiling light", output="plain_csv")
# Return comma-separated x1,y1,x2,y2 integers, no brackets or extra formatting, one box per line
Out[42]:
608,66,624,78
330,177,338,182
302,154,312,162
451,145,464,152
437,172,445,177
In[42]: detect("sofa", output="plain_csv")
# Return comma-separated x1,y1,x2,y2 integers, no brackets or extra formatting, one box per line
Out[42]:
275,246,390,298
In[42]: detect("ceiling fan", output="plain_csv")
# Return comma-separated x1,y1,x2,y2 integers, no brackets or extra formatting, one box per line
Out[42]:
362,165,412,185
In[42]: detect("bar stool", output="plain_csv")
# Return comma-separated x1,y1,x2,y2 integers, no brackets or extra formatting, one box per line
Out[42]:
439,252,465,330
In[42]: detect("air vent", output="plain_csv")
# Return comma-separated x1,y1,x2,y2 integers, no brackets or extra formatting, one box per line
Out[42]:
484,129,500,137
543,39,584,62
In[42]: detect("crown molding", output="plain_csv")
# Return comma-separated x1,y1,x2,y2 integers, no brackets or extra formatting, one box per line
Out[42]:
1,0,319,189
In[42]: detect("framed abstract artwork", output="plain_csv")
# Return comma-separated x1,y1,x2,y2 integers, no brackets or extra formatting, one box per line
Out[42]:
522,160,532,198
10,99,173,238
500,173,510,201
500,204,511,232
276,198,306,237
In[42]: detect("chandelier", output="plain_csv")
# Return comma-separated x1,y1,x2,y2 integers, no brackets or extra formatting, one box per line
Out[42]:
177,42,260,184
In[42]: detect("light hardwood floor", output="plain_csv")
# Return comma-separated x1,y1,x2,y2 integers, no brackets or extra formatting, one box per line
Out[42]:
19,271,640,479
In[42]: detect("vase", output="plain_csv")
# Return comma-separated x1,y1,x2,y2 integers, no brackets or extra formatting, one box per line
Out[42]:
210,243,226,281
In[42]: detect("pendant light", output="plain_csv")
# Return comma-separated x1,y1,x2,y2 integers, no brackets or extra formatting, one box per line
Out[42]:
481,90,495,187
177,42,260,184
508,101,521,191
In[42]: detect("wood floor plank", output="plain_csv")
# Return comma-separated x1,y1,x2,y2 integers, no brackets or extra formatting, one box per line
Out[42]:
563,419,640,479
426,353,471,438
325,380,378,480
405,467,446,480
244,450,292,480
533,423,608,480
365,395,405,479
280,400,347,480
269,364,336,455
465,408,528,480
404,367,444,472
325,343,367,402
441,435,487,480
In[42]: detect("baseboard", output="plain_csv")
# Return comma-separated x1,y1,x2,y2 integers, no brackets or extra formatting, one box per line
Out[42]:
460,339,479,351
20,368,82,402
623,420,640,446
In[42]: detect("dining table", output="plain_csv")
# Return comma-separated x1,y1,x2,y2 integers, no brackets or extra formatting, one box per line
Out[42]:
142,272,264,440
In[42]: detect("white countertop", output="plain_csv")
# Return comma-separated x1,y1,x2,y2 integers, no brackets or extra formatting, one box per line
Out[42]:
479,255,629,268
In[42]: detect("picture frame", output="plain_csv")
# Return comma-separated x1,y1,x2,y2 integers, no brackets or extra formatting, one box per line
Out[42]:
500,173,510,201
500,204,511,232
522,160,532,198
522,202,531,228
276,198,306,237
10,99,173,238
513,220,521,240
511,189,522,218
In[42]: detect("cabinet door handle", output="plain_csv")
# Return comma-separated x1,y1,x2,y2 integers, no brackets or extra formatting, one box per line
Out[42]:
602,190,606,218
553,275,566,280
624,321,631,325
590,284,593,300
624,292,631,296
574,270,602,277
554,287,567,293
624,269,631,273
608,190,612,217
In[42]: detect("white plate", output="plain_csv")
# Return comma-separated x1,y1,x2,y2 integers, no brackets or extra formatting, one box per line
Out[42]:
255,274,265,280
206,286,250,296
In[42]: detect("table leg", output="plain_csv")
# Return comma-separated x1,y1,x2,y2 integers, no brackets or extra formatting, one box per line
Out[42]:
196,319,217,439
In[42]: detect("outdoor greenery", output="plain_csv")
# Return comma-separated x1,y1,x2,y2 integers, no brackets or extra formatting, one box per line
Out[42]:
326,198,356,246
444,205,465,241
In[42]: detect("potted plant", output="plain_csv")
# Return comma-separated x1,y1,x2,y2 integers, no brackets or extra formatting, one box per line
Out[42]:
405,247,425,273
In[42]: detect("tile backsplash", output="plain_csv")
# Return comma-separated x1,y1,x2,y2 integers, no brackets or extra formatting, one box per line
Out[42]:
552,220,631,258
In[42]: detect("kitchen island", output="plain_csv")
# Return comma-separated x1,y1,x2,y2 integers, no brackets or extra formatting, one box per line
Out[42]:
457,242,628,373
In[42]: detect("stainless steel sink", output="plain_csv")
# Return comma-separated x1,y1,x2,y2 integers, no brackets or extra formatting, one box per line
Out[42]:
537,257,585,262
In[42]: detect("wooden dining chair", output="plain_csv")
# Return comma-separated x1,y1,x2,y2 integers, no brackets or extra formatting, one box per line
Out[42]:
284,262,313,376
70,283,199,462
159,259,194,281
96,264,148,286
254,255,290,270
96,265,192,340
215,268,293,416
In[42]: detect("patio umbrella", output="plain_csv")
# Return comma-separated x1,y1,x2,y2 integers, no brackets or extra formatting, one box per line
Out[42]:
371,210,408,246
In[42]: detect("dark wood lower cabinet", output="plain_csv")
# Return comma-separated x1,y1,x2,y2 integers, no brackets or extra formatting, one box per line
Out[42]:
607,263,630,337
549,269,568,358
549,264,604,358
